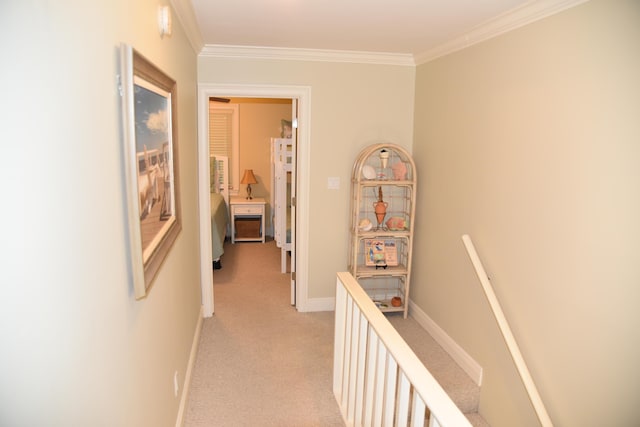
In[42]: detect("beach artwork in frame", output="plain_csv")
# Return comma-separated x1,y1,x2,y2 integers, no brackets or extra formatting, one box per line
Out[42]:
120,44,181,299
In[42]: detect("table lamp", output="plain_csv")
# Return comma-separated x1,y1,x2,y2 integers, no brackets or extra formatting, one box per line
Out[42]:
241,169,258,199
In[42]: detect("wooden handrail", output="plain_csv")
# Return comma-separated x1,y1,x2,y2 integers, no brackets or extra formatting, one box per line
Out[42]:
334,272,471,427
462,234,553,427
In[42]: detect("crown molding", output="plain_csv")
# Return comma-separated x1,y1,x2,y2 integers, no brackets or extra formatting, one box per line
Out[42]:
169,0,204,54
199,44,415,67
414,0,590,65
183,0,587,66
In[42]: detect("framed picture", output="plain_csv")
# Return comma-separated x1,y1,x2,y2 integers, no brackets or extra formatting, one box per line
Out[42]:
364,239,398,267
120,44,181,299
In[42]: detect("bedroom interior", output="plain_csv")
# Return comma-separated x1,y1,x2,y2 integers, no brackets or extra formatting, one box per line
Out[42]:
208,98,294,272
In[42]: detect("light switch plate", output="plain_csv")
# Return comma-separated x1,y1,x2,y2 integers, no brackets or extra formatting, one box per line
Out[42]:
328,177,340,190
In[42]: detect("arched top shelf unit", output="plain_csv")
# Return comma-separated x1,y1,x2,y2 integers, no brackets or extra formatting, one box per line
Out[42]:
349,142,417,318
351,143,416,186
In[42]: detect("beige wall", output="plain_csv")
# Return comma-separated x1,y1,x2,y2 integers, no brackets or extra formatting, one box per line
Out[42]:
412,0,640,425
236,100,292,232
1,1,200,425
199,58,416,299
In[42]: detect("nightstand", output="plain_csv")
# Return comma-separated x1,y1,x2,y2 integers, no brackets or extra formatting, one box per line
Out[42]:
230,196,266,243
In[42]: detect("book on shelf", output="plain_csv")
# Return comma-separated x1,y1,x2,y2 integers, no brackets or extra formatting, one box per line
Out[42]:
364,239,398,267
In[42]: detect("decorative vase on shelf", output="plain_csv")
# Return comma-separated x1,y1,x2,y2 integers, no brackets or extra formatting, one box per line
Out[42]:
392,161,407,180
373,186,388,230
379,149,389,169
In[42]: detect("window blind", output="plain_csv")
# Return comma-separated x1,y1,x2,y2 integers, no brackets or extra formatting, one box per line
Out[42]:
209,109,233,158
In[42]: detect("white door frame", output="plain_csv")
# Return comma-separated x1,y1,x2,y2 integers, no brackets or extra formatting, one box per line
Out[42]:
197,83,311,317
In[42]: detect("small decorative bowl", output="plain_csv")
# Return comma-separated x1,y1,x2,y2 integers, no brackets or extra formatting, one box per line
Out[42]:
358,218,373,231
391,297,402,307
362,165,376,180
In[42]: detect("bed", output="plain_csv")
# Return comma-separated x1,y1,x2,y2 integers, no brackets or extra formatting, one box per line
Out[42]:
210,155,229,269
271,138,293,273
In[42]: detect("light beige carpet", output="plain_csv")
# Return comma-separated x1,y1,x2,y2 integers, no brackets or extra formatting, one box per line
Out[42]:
386,313,481,415
184,240,344,426
184,239,488,427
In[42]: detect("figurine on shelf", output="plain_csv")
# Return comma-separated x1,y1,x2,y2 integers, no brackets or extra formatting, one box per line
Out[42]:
373,186,388,230
392,161,407,180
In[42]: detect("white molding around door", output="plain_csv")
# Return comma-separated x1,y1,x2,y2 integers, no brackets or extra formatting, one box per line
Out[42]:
197,83,311,317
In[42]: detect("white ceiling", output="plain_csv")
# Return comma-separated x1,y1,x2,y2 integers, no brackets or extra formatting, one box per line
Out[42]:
186,0,585,61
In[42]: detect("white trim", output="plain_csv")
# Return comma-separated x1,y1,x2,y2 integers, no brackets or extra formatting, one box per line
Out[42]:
200,44,415,67
197,83,311,315
291,295,482,389
168,0,204,54
415,0,589,64
173,0,585,66
462,235,552,426
335,272,472,427
304,297,336,312
197,90,214,317
408,300,483,386
196,1,585,67
175,306,204,427
316,293,484,383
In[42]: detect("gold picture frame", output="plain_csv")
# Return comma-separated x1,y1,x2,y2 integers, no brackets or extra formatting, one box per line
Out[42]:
120,44,181,299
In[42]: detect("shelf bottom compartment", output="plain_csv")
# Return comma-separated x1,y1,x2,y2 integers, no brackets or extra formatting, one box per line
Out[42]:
356,275,407,313
372,299,405,313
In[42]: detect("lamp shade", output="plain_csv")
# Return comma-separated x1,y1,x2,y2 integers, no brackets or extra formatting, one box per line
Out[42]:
241,169,258,185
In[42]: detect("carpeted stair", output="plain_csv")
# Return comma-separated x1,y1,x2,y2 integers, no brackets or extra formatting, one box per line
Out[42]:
185,240,489,426
387,313,490,426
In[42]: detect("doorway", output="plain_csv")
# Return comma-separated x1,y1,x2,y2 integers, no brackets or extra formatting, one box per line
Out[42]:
197,84,311,317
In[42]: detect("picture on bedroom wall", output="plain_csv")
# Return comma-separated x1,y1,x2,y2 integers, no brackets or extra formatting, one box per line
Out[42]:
120,44,181,299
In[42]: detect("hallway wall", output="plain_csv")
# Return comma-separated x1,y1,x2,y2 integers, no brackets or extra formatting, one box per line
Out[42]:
1,1,201,425
412,0,640,425
199,58,416,300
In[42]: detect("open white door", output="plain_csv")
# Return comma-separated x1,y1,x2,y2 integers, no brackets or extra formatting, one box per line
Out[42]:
290,99,297,305
198,84,311,315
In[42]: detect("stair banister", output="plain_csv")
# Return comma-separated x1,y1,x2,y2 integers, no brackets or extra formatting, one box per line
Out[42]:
461,234,553,427
334,271,472,427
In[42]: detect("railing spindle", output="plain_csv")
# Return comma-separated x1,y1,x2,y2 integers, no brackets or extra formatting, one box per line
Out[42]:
334,272,472,427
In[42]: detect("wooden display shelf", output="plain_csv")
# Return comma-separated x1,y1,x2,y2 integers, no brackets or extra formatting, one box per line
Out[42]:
372,298,405,313
356,180,414,186
349,143,416,318
354,264,408,277
356,230,411,238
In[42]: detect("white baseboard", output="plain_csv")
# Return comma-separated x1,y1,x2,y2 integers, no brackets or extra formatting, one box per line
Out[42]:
300,295,482,384
408,300,483,386
175,305,204,427
302,297,336,312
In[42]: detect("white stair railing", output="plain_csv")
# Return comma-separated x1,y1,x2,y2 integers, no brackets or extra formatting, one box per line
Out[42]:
334,272,471,427
461,234,553,427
